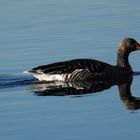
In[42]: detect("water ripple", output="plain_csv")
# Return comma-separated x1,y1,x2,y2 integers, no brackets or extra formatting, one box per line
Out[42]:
0,74,35,89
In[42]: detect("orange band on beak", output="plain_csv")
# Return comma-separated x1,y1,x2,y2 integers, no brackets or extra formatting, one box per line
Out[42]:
136,43,140,50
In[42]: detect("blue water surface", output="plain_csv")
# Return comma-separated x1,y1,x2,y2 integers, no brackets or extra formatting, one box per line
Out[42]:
0,0,140,140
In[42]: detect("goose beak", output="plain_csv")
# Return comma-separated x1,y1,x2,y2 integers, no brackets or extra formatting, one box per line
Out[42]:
135,43,140,50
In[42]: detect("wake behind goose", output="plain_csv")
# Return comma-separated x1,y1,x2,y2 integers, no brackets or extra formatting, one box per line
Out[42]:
0,74,34,89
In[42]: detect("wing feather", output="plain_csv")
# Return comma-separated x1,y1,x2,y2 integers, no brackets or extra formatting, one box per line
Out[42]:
31,59,110,75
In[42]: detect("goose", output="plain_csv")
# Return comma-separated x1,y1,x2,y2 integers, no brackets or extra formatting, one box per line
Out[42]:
25,38,140,82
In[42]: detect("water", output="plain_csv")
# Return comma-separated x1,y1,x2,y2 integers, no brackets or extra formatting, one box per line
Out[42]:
0,0,140,139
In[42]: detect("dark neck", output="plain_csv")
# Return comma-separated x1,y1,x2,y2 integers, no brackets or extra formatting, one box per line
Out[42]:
116,48,132,72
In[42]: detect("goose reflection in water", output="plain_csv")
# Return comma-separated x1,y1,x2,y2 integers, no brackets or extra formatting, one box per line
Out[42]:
29,74,140,110
0,74,140,110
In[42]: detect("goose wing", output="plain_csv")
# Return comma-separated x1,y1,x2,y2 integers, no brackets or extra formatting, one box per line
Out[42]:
30,59,110,74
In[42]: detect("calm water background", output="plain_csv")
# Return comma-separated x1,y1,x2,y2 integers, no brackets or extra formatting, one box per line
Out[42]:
0,0,140,140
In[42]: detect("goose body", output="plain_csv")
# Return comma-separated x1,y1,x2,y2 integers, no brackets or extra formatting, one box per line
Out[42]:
27,59,114,81
26,38,140,82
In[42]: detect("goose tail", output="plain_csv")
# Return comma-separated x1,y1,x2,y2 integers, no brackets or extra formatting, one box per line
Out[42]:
23,70,40,75
23,70,45,81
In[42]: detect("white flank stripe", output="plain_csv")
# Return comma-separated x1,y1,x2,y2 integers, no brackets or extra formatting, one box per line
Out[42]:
32,73,64,81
